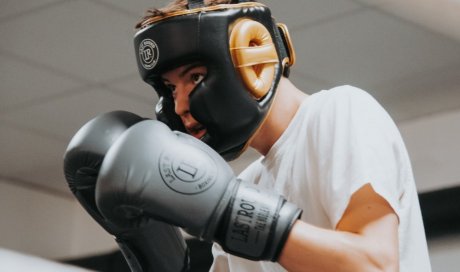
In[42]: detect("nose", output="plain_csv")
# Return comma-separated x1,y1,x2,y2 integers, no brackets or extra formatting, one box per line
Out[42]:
174,83,191,118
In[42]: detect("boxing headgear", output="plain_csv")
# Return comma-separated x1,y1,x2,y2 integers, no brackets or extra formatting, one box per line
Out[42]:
134,0,295,160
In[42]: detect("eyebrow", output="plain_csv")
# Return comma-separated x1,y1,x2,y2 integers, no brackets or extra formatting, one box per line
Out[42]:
161,62,203,84
179,62,204,78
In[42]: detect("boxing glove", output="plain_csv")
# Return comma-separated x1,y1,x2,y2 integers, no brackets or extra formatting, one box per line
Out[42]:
63,111,189,272
96,120,302,261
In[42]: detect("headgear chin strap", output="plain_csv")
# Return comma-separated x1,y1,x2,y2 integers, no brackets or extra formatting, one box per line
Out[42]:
134,0,295,161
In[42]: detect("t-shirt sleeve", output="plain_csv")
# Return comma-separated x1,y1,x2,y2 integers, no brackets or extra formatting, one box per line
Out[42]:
312,85,410,228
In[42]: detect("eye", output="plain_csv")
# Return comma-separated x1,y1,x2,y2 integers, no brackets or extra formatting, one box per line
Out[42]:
191,73,205,85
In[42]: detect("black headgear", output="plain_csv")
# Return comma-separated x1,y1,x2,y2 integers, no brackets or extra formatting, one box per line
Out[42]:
134,0,295,160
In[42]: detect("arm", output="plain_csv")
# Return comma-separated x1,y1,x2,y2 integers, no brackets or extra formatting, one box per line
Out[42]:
278,183,399,272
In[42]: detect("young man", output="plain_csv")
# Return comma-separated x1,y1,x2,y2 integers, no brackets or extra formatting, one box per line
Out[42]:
133,0,431,271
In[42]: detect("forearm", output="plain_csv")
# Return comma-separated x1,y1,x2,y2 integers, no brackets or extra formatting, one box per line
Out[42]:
278,220,399,272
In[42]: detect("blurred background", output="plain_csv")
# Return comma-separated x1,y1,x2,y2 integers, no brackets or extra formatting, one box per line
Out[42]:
1,0,459,271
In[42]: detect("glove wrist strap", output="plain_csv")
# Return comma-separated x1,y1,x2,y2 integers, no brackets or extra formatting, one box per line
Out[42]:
220,181,299,260
268,201,302,261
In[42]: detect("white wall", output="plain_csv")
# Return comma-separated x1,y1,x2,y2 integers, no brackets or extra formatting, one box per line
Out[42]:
0,248,92,272
399,109,460,192
0,178,116,260
428,234,460,272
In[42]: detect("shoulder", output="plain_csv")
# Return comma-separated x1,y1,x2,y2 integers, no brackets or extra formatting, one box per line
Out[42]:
308,85,400,150
328,84,368,94
314,85,388,120
322,85,377,105
304,85,379,118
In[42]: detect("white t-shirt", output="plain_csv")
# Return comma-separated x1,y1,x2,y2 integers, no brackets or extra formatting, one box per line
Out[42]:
210,85,431,272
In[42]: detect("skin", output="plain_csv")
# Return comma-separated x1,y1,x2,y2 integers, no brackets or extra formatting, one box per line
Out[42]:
162,64,400,272
162,63,208,140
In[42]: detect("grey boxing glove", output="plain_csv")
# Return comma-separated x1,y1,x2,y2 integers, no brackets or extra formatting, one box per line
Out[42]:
63,111,189,272
96,120,302,261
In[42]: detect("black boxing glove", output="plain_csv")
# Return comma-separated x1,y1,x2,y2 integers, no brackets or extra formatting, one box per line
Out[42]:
63,111,189,272
96,120,302,261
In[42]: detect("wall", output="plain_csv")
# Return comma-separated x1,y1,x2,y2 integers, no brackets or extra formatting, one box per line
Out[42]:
399,109,460,192
428,234,460,272
0,178,116,260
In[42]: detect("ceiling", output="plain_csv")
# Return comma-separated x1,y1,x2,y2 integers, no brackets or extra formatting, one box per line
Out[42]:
1,0,460,198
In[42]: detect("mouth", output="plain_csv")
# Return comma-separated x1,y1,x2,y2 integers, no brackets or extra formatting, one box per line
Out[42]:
187,124,207,140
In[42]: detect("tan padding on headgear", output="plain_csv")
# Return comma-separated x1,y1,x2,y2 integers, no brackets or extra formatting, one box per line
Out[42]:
230,19,278,99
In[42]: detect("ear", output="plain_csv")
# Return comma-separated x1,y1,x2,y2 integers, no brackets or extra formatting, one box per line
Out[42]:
230,19,279,99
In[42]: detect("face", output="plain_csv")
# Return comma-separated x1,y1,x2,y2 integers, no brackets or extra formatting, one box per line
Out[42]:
161,63,208,139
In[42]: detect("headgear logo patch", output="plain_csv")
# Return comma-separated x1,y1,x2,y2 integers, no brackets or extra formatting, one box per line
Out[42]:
139,39,159,70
